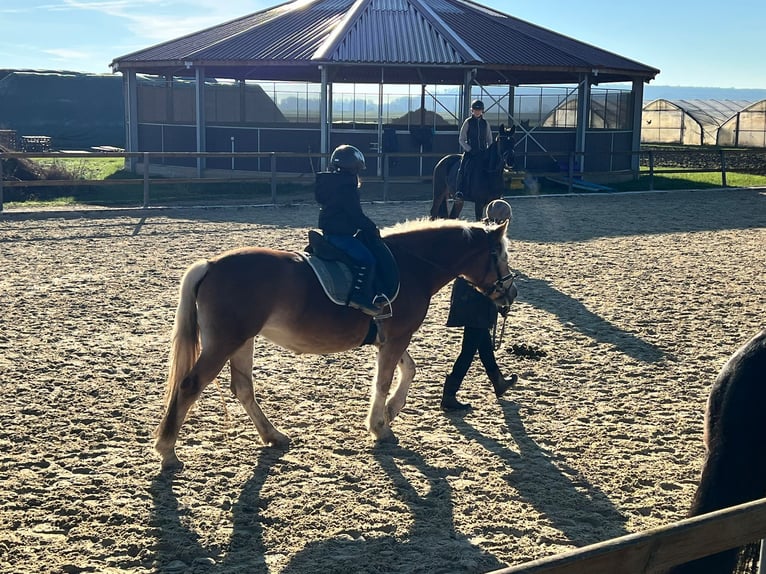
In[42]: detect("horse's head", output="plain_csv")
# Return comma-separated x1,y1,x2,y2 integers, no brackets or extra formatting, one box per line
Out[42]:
495,124,516,169
463,221,516,308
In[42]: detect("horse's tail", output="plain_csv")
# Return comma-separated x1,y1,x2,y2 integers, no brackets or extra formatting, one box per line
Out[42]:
164,260,209,407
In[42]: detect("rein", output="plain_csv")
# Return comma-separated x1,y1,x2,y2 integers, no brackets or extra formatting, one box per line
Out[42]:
492,313,507,351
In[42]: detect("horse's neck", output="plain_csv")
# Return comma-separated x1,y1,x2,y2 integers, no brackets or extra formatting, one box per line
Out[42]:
395,229,481,293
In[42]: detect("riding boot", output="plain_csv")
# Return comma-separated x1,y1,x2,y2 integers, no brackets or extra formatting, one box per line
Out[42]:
488,369,518,398
455,166,465,198
348,266,380,316
440,375,471,412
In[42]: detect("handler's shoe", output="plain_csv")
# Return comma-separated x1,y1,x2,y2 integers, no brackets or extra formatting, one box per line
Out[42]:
489,370,518,398
440,394,472,412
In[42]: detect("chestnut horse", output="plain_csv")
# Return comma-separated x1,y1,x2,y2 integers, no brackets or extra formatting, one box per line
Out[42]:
155,219,515,471
430,124,515,221
668,329,766,573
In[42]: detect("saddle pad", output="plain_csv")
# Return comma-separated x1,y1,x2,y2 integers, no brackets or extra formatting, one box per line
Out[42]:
298,252,353,306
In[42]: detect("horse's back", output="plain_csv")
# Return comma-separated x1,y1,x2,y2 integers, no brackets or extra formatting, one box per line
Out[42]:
198,245,376,353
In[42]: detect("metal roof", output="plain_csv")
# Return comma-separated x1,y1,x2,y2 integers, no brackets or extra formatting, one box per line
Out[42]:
111,0,659,85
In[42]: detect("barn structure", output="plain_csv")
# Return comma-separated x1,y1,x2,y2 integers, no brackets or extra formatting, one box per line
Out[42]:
110,0,659,179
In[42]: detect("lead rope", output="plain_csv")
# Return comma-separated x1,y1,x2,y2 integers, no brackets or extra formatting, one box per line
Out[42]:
493,312,507,351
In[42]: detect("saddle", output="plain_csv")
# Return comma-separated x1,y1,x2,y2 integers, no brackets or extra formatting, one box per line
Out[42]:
303,230,400,317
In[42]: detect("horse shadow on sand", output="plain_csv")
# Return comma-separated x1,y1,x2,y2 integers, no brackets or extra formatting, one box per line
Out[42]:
447,401,628,547
148,444,504,573
513,271,665,364
149,449,285,574
280,444,505,574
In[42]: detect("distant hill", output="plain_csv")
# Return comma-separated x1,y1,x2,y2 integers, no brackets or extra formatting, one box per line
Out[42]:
643,85,766,103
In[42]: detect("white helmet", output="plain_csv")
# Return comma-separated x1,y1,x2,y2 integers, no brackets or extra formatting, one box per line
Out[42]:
484,199,512,223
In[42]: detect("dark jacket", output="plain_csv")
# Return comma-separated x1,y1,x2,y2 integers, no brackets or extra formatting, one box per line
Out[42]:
316,171,378,236
466,116,489,155
446,277,498,330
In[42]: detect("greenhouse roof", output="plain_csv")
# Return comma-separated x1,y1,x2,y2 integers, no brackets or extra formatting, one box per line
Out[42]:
651,99,755,128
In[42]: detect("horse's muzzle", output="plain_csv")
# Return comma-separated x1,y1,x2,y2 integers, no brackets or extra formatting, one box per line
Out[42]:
486,274,517,307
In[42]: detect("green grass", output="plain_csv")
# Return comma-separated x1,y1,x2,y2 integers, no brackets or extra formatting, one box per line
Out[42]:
35,157,127,180
506,169,766,196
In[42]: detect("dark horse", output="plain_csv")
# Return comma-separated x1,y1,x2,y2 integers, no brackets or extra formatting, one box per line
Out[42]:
668,329,766,573
430,124,515,221
155,219,516,471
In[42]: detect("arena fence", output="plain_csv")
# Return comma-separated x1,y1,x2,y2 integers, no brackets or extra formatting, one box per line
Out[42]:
0,148,750,212
486,497,766,574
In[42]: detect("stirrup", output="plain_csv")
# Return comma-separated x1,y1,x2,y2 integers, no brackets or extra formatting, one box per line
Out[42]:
372,294,393,320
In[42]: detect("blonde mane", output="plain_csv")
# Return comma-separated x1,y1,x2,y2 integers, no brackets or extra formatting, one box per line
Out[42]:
382,217,472,238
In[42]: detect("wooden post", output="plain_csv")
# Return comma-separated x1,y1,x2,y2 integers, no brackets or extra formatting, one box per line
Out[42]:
0,153,4,212
383,153,389,202
720,149,728,187
143,152,150,208
648,150,655,191
270,153,277,203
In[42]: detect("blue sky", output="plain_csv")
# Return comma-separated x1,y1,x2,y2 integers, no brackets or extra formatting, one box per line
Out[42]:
1,0,764,89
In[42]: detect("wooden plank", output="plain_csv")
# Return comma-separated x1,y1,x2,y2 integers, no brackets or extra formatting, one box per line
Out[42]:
487,497,766,574
546,176,615,192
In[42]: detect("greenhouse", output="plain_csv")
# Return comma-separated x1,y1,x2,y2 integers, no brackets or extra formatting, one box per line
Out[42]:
641,99,755,146
717,100,766,148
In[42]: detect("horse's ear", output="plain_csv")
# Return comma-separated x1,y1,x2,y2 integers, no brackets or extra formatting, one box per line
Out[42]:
509,124,516,136
499,124,505,132
488,219,509,239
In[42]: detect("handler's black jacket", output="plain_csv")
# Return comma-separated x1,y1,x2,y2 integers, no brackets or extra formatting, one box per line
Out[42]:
446,277,498,330
316,171,378,236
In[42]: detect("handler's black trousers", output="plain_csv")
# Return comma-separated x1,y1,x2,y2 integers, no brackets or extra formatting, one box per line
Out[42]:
449,326,498,383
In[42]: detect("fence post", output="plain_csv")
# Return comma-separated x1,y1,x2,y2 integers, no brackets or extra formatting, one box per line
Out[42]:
567,152,574,194
270,153,277,204
143,152,150,208
648,150,655,191
0,153,4,212
383,154,389,202
720,149,728,188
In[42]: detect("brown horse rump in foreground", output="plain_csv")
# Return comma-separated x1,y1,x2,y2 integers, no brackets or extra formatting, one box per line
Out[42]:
155,218,515,471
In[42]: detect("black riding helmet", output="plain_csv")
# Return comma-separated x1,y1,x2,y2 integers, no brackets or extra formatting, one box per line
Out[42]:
471,99,485,111
330,144,366,174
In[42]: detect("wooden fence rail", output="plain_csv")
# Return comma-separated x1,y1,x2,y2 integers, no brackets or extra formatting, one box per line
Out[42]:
0,148,744,212
486,497,766,574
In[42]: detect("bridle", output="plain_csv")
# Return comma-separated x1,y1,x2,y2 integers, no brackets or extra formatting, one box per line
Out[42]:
474,244,516,305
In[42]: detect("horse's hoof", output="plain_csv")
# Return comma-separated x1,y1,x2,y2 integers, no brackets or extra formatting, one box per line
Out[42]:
266,432,291,449
373,429,399,446
160,454,184,474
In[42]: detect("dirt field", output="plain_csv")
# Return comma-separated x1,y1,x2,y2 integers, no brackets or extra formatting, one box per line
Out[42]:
1,188,764,574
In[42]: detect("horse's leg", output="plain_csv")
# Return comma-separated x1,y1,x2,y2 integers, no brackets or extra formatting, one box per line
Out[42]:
229,338,290,448
474,199,486,221
449,196,464,219
385,350,416,423
367,337,411,443
430,181,448,220
155,347,230,471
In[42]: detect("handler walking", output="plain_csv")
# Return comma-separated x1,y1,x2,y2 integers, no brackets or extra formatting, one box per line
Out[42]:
440,199,518,412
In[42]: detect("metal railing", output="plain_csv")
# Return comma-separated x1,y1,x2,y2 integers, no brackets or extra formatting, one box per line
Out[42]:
1,147,758,212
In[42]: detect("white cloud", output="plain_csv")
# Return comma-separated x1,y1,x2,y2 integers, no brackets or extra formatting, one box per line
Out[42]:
44,48,91,61
62,0,274,43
